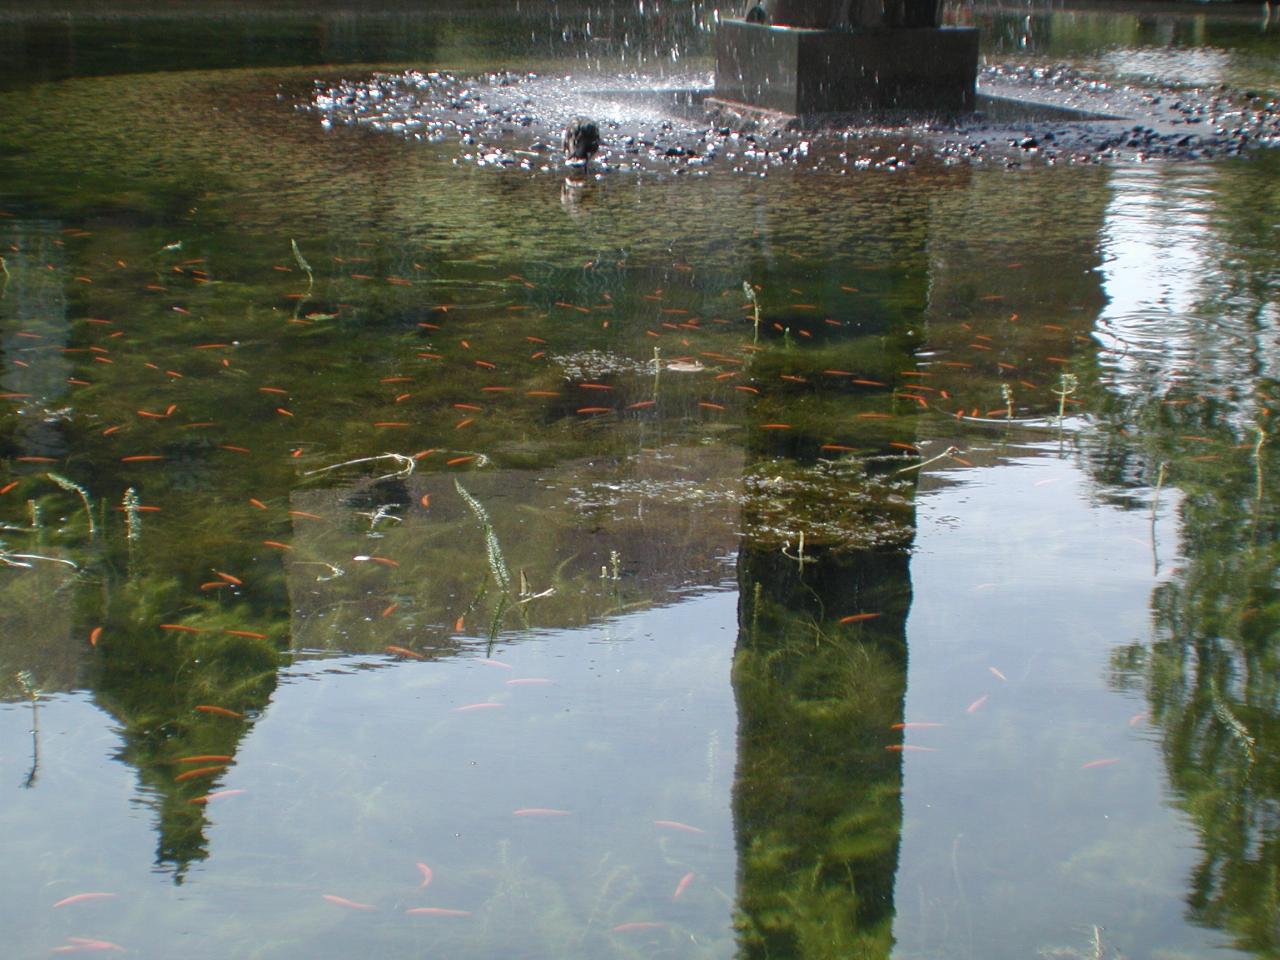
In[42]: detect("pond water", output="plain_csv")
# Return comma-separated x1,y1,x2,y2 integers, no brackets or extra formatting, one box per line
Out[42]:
1,3,1278,959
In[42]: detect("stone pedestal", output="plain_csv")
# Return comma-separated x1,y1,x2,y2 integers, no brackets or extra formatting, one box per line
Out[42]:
712,19,978,117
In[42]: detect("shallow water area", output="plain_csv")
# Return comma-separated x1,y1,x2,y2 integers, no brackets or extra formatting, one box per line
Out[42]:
2,2,1280,959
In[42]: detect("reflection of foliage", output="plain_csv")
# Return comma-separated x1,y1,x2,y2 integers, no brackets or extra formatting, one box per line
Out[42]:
1102,372,1280,952
732,545,910,960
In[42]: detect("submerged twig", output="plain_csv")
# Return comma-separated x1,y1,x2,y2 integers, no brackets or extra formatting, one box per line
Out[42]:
894,445,963,475
302,453,415,482
292,560,345,581
781,531,815,568
0,545,77,569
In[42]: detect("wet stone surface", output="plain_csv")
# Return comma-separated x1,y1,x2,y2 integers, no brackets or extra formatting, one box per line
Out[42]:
301,62,1280,173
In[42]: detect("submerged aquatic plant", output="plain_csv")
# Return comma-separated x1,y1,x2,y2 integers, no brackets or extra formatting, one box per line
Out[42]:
1001,382,1014,420
1208,676,1256,765
122,487,142,543
48,472,95,536
1253,416,1268,503
743,281,761,343
291,238,314,293
1052,372,1080,422
454,479,511,592
15,670,41,788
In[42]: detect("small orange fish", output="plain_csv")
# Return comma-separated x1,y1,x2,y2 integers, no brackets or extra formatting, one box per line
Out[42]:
262,540,291,550
891,722,944,730
673,871,694,899
189,789,246,805
416,862,434,887
385,645,424,660
216,571,243,586
514,808,571,817
174,765,225,782
966,694,989,714
405,907,470,917
1081,757,1121,770
52,892,117,909
195,704,245,719
839,613,881,624
225,629,268,640
51,936,126,952
988,666,1008,682
160,624,204,633
453,703,502,713
248,498,268,510
89,627,103,647
611,921,664,934
322,894,377,911
654,820,703,834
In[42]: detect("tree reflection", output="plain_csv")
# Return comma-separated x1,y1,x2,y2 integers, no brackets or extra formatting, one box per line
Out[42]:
733,541,912,958
1095,157,1280,955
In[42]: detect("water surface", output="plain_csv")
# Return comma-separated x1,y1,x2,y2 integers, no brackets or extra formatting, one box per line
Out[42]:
1,4,1278,959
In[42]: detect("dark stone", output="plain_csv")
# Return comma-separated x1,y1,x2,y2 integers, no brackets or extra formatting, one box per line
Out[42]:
713,19,978,116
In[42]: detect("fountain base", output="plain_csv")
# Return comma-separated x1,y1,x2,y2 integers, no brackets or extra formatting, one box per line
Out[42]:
712,19,978,119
